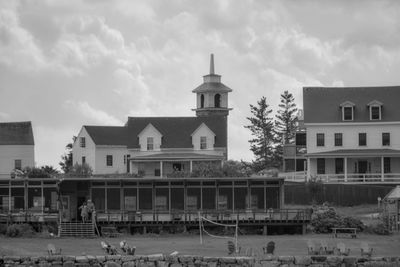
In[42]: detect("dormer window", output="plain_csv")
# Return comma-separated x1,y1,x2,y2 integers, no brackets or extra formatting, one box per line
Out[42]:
147,137,154,151
340,101,355,121
368,100,383,121
200,136,207,149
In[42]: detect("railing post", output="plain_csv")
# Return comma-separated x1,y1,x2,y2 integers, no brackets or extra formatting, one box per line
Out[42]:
381,157,384,182
344,157,348,182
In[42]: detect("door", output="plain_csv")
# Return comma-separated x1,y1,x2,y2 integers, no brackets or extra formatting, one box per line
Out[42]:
61,196,70,222
358,160,368,179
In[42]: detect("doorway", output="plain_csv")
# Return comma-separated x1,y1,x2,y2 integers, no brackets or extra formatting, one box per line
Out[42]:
358,161,368,174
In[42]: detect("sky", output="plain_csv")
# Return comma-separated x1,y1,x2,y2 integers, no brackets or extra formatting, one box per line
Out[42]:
1,0,400,169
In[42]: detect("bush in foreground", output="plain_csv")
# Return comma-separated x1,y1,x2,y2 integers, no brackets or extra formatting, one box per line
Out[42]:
5,224,35,237
310,204,364,233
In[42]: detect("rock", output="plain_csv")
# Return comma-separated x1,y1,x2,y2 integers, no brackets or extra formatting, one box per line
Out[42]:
278,256,295,263
170,263,183,267
342,256,357,266
63,260,75,267
122,262,136,267
260,260,280,267
96,255,106,262
219,257,237,264
105,261,122,267
75,256,89,263
295,256,312,265
311,256,327,263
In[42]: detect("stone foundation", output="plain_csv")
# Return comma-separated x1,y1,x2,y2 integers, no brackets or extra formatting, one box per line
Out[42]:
1,255,400,266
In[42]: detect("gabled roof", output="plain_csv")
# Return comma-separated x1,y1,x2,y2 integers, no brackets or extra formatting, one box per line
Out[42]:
84,126,128,146
0,121,34,145
126,116,227,149
384,186,400,200
83,116,227,149
367,100,383,106
191,123,215,137
303,86,400,123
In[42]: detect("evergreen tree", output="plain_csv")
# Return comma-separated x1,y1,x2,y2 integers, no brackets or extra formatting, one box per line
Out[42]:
274,91,298,169
59,136,76,174
245,96,275,171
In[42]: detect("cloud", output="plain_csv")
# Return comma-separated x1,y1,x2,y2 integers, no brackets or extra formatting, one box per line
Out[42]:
64,100,123,126
0,8,47,72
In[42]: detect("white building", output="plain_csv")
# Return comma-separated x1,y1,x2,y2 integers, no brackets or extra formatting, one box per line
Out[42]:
72,54,232,177
303,86,400,182
0,121,35,177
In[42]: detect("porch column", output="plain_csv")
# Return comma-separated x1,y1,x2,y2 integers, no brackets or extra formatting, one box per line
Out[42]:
190,160,193,173
306,158,311,182
160,161,163,178
344,157,348,182
381,157,384,182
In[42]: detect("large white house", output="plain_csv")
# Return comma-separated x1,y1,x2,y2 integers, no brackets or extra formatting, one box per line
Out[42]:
303,86,400,182
0,121,35,177
72,55,232,176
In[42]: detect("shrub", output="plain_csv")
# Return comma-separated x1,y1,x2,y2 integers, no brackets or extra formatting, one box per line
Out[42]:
66,163,93,177
5,224,35,237
310,204,365,233
0,223,7,235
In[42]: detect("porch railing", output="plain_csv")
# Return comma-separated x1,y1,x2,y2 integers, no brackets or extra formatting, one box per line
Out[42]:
279,172,400,183
94,209,312,223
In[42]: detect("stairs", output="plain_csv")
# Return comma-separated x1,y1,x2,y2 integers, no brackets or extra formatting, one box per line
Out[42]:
59,222,96,237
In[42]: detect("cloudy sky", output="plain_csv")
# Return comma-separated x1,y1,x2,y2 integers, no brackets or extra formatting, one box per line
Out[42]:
1,0,400,169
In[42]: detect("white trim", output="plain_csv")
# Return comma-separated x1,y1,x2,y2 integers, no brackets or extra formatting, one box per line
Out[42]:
137,123,163,137
305,121,400,126
369,105,381,121
190,122,216,137
342,106,354,121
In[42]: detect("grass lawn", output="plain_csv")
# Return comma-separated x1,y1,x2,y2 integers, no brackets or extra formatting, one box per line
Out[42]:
1,233,400,257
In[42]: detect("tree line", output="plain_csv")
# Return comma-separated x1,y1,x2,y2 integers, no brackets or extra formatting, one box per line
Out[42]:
245,90,298,172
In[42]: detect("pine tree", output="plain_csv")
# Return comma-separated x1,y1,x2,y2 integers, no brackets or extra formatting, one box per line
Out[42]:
245,96,275,171
59,136,76,174
274,91,298,169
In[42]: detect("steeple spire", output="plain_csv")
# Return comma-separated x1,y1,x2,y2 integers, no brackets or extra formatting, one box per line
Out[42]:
210,53,215,74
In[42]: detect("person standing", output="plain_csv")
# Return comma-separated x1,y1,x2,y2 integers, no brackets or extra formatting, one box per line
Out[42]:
79,202,88,223
87,199,95,222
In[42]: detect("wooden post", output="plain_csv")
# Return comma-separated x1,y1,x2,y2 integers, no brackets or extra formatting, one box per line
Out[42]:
198,211,203,244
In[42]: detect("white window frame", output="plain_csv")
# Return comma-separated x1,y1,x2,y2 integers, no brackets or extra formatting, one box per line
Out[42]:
369,105,381,120
342,106,354,121
80,137,86,148
106,155,113,167
14,159,22,170
147,137,154,151
200,136,207,149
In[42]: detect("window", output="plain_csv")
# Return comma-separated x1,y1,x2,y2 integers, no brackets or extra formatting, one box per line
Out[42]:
359,133,367,146
82,156,86,165
317,158,325,174
335,158,344,174
382,133,390,146
370,106,381,120
384,157,391,173
214,94,221,108
316,133,325,147
200,94,204,108
334,133,343,147
80,137,86,148
147,137,154,151
14,159,22,170
343,107,353,121
106,155,113,167
200,136,207,149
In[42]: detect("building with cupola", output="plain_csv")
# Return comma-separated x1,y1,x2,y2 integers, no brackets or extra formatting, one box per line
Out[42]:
72,54,233,177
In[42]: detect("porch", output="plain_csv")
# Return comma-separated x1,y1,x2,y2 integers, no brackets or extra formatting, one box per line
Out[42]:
307,149,400,184
129,153,224,178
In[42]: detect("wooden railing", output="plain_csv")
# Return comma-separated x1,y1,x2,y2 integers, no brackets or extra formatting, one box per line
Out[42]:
94,209,312,223
279,172,400,183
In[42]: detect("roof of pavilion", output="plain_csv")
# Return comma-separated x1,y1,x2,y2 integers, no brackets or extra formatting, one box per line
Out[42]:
306,149,400,157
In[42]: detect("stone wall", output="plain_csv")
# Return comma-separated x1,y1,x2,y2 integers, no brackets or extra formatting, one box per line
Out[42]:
1,254,400,267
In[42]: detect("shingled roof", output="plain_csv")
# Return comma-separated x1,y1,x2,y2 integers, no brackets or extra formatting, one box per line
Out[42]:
84,126,128,146
303,86,400,123
0,121,34,145
83,116,227,149
126,116,227,149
